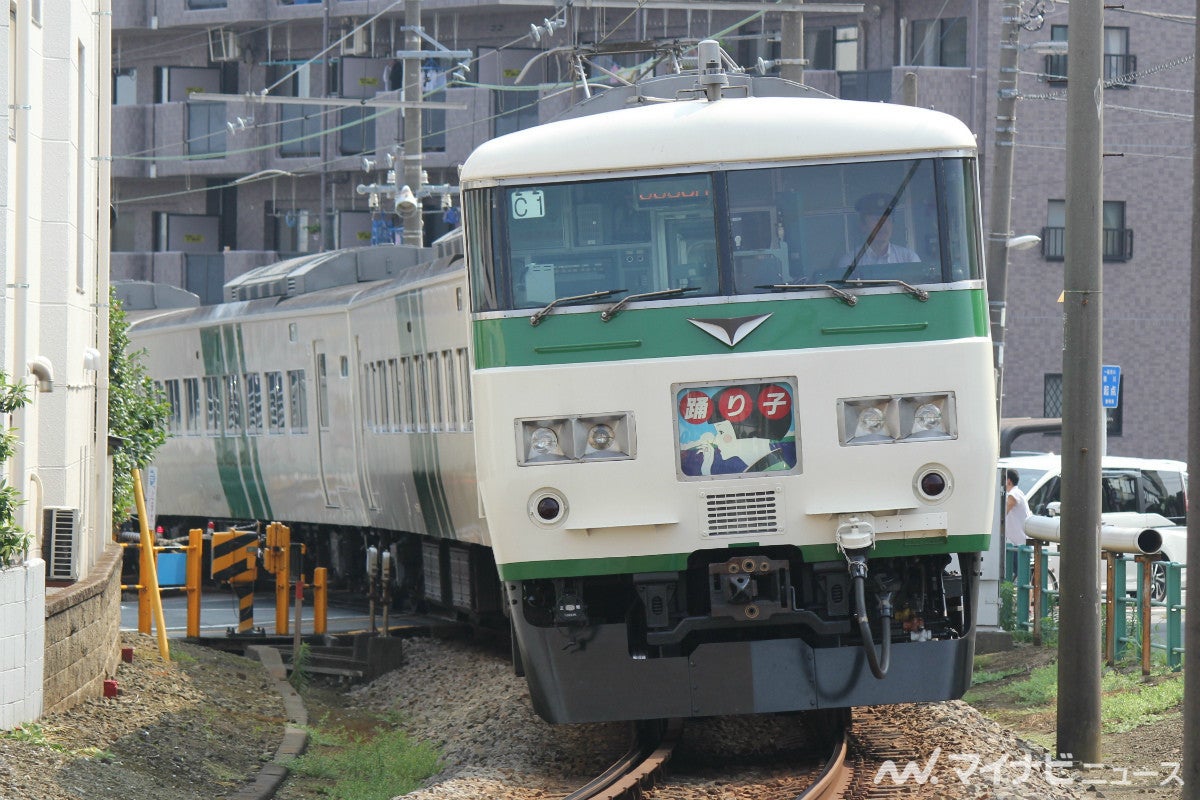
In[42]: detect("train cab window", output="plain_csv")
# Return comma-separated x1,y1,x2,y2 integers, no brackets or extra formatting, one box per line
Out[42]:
183,377,201,435
491,174,718,311
266,372,286,433
725,157,979,292
287,369,308,433
203,376,223,436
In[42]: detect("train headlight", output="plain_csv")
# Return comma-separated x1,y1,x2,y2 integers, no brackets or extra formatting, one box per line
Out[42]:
517,413,635,465
838,393,956,445
898,394,956,441
587,423,615,451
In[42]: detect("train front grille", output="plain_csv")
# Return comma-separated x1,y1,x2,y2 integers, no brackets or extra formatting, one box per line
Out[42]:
701,489,781,536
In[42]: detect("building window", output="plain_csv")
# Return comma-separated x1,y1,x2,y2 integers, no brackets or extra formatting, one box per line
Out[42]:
909,18,967,67
1044,371,1123,435
1044,373,1063,418
1045,26,1135,86
806,25,859,71
1042,200,1133,262
113,68,137,106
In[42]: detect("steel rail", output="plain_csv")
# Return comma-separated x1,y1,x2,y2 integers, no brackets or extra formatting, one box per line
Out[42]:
796,731,852,799
562,718,681,800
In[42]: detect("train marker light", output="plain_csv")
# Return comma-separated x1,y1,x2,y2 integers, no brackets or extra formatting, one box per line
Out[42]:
528,489,568,526
915,465,953,501
586,423,615,451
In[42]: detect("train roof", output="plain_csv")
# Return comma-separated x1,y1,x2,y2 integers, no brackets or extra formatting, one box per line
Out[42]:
128,249,463,334
460,96,976,185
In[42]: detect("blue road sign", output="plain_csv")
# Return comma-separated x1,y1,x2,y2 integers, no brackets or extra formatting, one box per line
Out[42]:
1102,365,1121,409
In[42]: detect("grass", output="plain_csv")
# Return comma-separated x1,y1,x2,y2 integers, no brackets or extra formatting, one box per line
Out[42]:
967,647,1185,739
286,715,441,800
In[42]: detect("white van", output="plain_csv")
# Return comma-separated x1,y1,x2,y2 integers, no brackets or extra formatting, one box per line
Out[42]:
999,454,1188,601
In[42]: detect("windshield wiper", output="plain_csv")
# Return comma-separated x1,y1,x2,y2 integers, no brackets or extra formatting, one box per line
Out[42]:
600,286,702,322
839,278,930,301
530,289,626,326
757,283,858,306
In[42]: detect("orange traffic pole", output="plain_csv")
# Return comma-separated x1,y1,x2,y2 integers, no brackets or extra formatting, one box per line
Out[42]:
133,469,170,661
138,538,151,634
313,567,328,635
275,524,290,636
186,529,202,638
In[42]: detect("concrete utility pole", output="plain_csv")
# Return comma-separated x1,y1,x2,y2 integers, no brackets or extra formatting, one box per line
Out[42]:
1055,0,1103,765
1183,7,1200,794
780,1,804,84
985,0,1022,404
319,0,331,251
401,0,424,246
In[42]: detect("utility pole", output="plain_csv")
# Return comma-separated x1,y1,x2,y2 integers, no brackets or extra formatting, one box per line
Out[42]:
780,1,803,84
1055,0,1103,765
401,0,424,246
985,1,1022,404
319,0,330,251
1183,5,1200,794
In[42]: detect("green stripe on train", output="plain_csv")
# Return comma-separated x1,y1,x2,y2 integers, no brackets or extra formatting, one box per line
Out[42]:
494,533,993,580
473,288,988,369
397,292,454,538
201,324,273,521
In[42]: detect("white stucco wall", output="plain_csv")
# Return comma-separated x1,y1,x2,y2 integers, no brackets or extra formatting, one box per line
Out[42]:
0,558,45,729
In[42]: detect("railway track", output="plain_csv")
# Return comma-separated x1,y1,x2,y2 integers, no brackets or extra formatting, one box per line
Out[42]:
563,714,855,800
564,719,682,800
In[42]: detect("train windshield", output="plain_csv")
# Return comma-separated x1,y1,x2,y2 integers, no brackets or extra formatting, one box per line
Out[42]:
467,157,979,313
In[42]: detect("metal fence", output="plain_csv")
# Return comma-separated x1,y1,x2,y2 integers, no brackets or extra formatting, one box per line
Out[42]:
1005,543,1185,671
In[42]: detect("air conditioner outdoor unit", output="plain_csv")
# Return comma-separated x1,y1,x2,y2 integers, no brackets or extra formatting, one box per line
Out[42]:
340,25,367,56
208,28,241,62
42,506,79,581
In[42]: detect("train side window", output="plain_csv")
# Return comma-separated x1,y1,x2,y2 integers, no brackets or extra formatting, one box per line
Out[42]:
378,361,392,432
266,372,286,434
400,357,417,432
287,369,308,433
316,354,330,430
164,379,181,433
428,353,443,432
362,363,375,431
225,374,243,435
183,377,201,435
244,373,263,435
456,347,472,430
387,358,400,432
415,355,429,432
203,376,223,436
443,350,457,432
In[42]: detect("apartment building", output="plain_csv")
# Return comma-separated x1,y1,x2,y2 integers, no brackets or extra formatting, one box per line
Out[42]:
110,1,1193,461
3,0,116,728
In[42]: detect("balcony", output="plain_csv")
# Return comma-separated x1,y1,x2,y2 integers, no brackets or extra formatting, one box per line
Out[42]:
1041,227,1134,262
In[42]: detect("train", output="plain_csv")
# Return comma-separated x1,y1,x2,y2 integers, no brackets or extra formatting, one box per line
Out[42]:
129,43,999,724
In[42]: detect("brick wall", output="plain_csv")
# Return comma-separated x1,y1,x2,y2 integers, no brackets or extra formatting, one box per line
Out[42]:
42,545,122,713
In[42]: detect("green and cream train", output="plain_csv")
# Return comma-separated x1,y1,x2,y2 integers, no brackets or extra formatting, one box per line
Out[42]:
132,55,998,724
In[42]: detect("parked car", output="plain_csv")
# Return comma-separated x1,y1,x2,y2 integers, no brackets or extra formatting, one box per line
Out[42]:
999,455,1189,601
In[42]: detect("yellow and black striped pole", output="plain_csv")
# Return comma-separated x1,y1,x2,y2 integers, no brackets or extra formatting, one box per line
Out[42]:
211,530,259,635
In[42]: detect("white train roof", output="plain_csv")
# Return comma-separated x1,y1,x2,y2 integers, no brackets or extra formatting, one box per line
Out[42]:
460,96,976,185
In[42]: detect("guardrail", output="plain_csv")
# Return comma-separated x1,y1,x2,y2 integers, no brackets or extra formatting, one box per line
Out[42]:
1005,543,1185,672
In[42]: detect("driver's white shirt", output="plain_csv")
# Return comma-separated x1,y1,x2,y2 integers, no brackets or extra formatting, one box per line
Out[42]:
840,242,921,268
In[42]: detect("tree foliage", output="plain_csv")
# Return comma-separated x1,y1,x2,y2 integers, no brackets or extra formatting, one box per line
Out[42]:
0,372,30,567
109,290,170,530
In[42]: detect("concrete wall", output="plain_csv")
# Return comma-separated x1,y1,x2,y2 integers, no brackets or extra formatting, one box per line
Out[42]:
42,546,122,714
0,559,45,730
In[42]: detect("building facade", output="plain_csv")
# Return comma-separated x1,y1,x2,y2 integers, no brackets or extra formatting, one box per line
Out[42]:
110,0,1192,462
2,0,115,728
